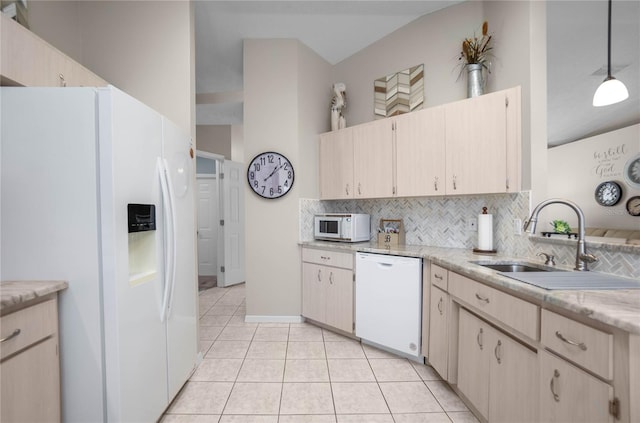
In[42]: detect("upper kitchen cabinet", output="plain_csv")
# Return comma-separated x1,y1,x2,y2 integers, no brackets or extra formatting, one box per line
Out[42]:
444,86,521,195
395,106,446,197
352,119,395,198
1,14,106,87
319,128,354,199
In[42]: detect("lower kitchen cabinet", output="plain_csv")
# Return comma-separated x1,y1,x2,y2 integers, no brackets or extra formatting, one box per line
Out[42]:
0,297,61,422
457,308,538,422
301,247,354,334
428,285,449,379
539,350,614,423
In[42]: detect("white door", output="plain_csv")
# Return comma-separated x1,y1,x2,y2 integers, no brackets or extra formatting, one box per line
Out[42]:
197,177,218,276
218,160,245,287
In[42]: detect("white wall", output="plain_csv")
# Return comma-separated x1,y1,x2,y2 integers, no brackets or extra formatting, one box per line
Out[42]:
332,1,541,192
197,125,232,158
243,39,331,317
27,0,195,138
544,124,640,231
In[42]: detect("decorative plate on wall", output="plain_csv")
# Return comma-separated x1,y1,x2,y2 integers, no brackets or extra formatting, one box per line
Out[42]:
623,153,640,190
594,181,622,207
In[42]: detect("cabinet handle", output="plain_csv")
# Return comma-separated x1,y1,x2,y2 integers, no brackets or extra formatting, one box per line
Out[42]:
434,176,439,191
550,369,560,402
317,269,322,282
320,256,330,261
0,328,21,343
59,73,67,87
345,184,350,196
494,340,502,364
555,331,587,351
506,177,510,190
358,183,362,196
329,272,334,284
475,293,490,303
434,273,443,280
437,297,443,315
453,175,457,190
477,328,484,350
393,186,396,195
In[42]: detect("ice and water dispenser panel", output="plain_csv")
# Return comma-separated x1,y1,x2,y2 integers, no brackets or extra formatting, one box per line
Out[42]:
127,204,158,286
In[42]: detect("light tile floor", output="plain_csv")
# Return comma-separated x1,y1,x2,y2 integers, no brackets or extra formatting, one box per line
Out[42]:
161,284,480,423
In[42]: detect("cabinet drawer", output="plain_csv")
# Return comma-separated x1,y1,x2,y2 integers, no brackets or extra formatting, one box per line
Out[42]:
1,299,58,360
431,264,448,290
449,272,539,340
302,247,353,269
541,309,613,380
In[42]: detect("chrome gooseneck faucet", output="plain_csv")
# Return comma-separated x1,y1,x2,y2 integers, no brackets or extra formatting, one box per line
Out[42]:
523,198,597,271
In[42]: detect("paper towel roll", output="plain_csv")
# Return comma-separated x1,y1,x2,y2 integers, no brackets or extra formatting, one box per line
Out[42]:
478,213,493,251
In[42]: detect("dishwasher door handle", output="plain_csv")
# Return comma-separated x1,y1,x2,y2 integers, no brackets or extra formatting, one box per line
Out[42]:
376,262,394,268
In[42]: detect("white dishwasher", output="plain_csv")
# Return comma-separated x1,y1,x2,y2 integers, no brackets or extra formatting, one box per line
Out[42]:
355,252,422,359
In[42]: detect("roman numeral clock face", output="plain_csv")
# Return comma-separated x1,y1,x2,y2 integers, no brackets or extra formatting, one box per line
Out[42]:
247,152,295,199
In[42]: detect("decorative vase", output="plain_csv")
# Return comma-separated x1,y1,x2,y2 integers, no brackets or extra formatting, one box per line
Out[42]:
466,64,484,98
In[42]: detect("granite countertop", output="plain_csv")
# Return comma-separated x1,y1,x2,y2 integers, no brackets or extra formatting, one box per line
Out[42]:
302,241,640,334
0,280,68,314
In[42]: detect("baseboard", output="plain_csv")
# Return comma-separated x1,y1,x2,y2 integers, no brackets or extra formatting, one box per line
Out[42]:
244,315,304,323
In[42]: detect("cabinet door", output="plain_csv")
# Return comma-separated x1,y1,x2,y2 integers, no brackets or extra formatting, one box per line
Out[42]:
1,336,61,422
324,267,354,333
302,263,326,323
319,129,354,199
428,285,449,379
489,331,539,423
457,308,490,419
395,106,446,196
539,350,614,423
352,119,394,198
445,90,508,195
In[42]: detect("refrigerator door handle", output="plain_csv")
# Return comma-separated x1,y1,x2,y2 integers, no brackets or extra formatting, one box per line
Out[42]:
163,158,178,319
158,158,175,323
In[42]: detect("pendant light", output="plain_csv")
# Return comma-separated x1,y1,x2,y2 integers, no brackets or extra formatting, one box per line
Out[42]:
593,0,629,107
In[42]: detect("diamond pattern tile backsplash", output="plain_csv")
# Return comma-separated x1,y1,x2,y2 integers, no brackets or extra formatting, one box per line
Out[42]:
300,192,640,279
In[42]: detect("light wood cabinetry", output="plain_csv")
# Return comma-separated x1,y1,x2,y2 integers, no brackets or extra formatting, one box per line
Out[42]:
317,87,521,200
457,308,538,422
539,350,614,423
444,87,521,195
428,284,450,380
319,129,354,199
301,247,354,333
0,298,61,422
1,14,106,87
395,106,446,197
352,119,395,198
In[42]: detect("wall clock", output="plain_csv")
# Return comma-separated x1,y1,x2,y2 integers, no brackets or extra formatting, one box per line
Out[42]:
247,151,295,199
594,181,622,207
626,196,640,216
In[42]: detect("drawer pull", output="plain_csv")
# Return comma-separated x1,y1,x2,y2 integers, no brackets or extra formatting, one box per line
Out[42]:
477,328,484,350
555,331,587,351
434,273,443,280
0,329,21,343
437,297,443,315
475,293,490,303
550,369,560,402
494,340,502,364
320,256,330,260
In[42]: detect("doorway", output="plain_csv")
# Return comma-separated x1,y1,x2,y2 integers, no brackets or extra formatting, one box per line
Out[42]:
196,151,245,289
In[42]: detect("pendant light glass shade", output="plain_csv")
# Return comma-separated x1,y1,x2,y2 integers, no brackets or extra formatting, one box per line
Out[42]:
593,0,628,107
593,76,629,106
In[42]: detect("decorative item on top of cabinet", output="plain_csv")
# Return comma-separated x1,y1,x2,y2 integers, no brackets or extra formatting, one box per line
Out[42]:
330,82,346,131
457,21,494,98
374,64,424,118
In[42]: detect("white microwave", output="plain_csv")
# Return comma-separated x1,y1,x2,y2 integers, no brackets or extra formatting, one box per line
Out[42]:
314,213,370,242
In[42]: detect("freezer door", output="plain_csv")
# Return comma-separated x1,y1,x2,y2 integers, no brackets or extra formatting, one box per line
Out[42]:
162,117,198,400
98,87,169,422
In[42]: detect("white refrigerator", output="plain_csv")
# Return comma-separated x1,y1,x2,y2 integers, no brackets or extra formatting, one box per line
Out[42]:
1,86,198,422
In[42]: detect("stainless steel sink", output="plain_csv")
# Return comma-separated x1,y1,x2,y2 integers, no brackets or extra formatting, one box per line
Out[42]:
470,261,562,273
